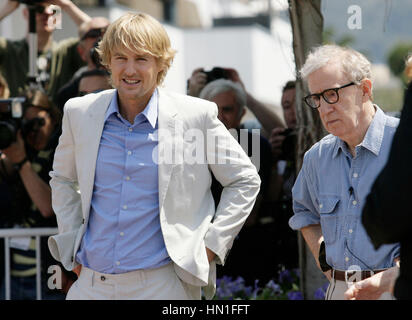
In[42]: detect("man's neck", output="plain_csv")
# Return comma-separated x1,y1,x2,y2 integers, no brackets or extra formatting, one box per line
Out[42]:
346,102,376,157
117,93,153,125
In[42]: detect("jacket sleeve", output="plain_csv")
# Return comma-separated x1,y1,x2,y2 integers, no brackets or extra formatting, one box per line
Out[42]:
202,103,261,265
362,83,412,249
48,101,83,270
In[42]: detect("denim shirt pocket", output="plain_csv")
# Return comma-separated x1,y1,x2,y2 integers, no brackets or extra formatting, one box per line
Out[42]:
317,195,340,245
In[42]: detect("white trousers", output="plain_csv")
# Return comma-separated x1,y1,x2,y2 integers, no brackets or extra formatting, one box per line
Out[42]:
325,279,395,300
66,263,201,300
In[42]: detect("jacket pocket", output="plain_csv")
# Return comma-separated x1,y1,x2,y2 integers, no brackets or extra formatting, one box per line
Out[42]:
318,195,340,245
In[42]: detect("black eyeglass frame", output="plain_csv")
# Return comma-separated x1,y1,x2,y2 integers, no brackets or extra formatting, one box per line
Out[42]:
303,82,356,109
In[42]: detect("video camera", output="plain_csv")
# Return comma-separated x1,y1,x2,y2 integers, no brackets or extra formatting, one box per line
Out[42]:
0,98,45,149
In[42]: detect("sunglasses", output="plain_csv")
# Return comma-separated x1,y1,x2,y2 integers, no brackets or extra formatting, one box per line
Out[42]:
81,28,107,41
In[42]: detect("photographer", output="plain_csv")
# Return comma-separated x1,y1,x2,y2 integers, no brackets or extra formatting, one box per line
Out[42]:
267,80,299,271
199,78,274,285
0,0,91,104
75,17,110,75
187,67,285,138
55,17,110,110
0,89,69,299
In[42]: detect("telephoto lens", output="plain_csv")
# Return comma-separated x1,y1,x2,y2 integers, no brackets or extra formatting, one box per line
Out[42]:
0,98,26,149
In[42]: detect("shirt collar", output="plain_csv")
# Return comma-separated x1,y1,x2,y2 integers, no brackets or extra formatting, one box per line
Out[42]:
332,105,386,158
104,89,158,128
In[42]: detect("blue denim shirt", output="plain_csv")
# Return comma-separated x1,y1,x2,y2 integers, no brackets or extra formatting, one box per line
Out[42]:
289,106,401,271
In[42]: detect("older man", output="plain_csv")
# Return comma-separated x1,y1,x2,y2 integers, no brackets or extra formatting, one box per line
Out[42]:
289,45,400,300
199,79,274,284
48,12,260,300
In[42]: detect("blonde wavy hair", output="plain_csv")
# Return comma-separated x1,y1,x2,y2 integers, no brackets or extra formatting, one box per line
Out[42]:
96,12,176,85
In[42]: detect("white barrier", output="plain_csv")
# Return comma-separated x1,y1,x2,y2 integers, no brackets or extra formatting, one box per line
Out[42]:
0,228,58,300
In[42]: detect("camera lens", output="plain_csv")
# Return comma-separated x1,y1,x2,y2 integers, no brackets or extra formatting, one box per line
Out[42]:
0,121,17,149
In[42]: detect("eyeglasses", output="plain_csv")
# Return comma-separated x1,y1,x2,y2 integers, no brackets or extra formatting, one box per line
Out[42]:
303,82,356,109
81,28,107,41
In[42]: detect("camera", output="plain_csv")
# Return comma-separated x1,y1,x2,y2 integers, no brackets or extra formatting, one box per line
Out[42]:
279,128,297,161
13,0,44,5
0,97,45,150
203,67,229,84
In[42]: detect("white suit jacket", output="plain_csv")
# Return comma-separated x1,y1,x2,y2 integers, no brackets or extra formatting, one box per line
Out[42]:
48,88,260,299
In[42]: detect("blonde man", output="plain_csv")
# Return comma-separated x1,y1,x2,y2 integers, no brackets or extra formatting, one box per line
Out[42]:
48,12,260,300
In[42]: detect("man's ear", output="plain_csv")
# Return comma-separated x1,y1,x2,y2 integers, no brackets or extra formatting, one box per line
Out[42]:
361,78,373,102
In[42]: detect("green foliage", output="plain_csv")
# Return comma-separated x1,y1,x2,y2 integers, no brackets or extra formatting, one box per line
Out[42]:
374,86,405,112
322,27,355,47
387,42,412,83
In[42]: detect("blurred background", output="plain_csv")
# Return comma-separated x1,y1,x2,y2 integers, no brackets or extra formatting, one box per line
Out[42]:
1,0,410,119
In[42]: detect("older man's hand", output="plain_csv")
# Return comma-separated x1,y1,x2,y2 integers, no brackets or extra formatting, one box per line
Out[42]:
344,267,399,300
187,68,207,97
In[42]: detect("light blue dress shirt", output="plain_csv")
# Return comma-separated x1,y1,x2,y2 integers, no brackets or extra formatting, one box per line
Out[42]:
289,106,401,271
76,89,171,273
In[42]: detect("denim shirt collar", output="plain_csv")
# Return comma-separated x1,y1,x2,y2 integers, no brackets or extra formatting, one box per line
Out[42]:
332,105,386,159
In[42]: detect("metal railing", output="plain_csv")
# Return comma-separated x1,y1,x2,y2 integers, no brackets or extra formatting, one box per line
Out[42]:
0,228,58,300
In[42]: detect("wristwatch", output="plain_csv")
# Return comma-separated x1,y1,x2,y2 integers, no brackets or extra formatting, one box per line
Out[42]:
13,157,29,172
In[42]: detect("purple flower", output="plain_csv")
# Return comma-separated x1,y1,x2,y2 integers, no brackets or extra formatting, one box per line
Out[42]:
314,288,325,300
216,286,228,299
243,286,253,296
254,279,260,289
266,280,281,294
314,282,329,300
279,269,293,284
292,268,301,279
287,291,304,300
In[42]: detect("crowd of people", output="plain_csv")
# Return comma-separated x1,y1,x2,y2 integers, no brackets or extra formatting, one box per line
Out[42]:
0,1,410,300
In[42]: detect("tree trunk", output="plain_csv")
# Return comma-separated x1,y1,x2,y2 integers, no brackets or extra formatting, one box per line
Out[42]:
288,0,328,300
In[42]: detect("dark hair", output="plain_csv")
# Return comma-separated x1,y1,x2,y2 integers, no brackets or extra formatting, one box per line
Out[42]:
25,89,62,126
282,80,296,93
79,68,110,80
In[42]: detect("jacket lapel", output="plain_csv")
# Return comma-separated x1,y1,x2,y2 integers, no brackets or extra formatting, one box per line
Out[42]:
157,89,179,210
81,89,115,219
